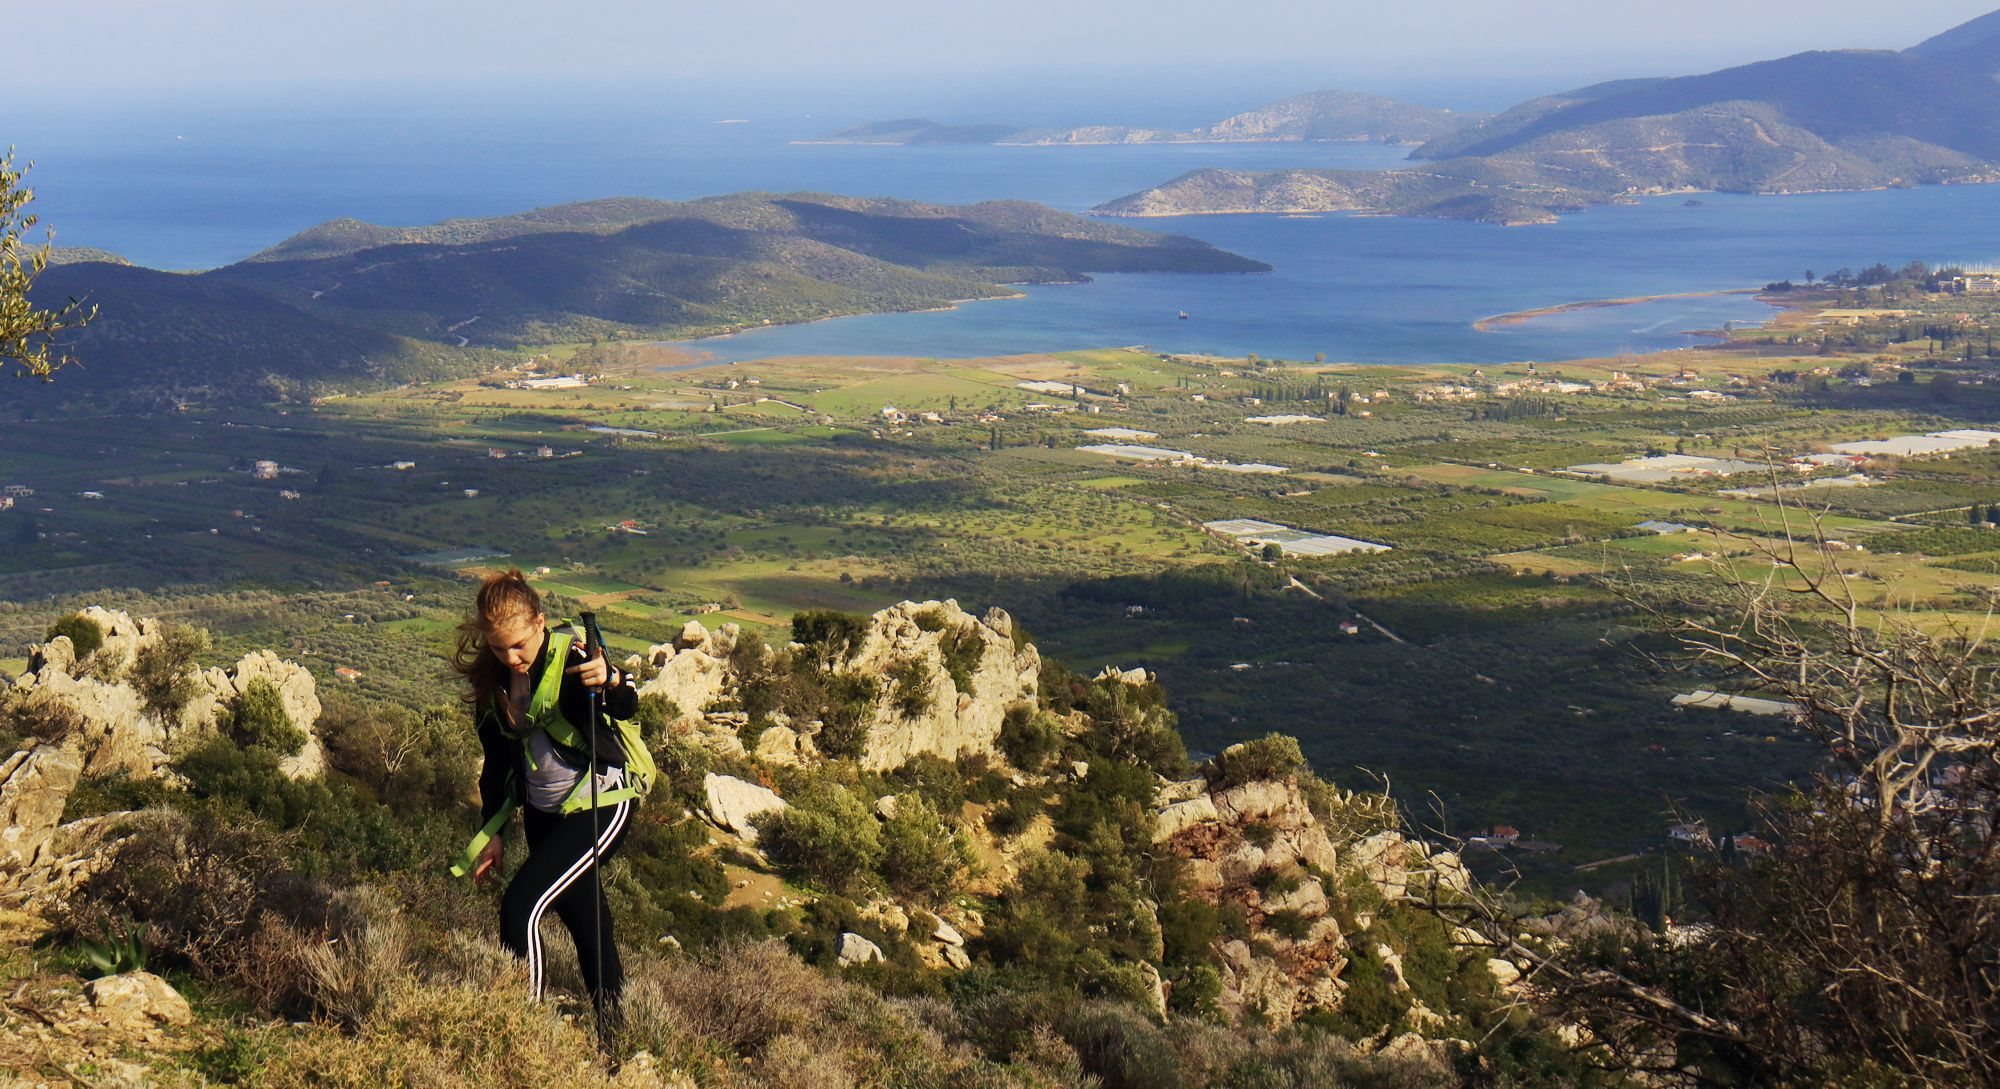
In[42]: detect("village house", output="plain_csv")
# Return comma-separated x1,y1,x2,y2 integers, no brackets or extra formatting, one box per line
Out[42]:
2,484,32,499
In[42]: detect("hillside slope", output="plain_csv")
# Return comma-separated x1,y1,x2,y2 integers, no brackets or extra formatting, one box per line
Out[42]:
28,193,1265,403
1096,9,2000,222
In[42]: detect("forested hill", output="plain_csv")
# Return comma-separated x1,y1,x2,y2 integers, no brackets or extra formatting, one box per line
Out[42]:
1096,8,2000,223
26,193,1264,409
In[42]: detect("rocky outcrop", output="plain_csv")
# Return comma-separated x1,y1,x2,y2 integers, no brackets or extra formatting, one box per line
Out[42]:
0,740,147,906
637,601,1040,772
195,650,325,779
1152,768,1467,1026
8,608,325,781
844,601,1040,770
0,742,82,880
637,620,740,733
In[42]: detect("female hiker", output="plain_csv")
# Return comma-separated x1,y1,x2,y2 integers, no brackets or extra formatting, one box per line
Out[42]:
450,569,652,1014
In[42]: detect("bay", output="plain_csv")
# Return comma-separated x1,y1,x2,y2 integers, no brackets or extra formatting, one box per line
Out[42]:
21,102,2000,365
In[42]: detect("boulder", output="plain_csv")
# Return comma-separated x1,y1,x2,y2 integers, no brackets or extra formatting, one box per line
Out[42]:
699,773,786,843
940,943,971,970
86,971,193,1030
639,623,740,725
874,795,899,821
754,725,805,766
1151,795,1221,842
836,932,884,967
0,742,83,882
1156,777,1208,806
932,920,964,946
1262,875,1329,917
1487,958,1522,988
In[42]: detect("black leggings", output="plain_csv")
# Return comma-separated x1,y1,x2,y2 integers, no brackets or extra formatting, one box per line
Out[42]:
500,798,634,1003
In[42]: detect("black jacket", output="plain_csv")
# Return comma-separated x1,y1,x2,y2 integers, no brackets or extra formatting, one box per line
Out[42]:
475,632,638,827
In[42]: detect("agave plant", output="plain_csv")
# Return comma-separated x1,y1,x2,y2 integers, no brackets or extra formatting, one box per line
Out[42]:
77,925,148,979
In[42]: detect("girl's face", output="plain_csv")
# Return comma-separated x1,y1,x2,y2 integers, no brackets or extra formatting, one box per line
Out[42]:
485,614,543,675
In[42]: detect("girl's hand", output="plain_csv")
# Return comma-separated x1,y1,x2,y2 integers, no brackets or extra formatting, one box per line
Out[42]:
472,837,504,887
566,650,611,688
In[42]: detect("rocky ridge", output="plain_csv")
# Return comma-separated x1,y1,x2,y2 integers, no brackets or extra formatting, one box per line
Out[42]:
633,598,1041,772
0,608,326,904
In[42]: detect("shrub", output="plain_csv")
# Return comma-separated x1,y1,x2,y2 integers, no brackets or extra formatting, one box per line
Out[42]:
880,793,976,906
793,609,867,670
1210,734,1308,790
939,626,983,696
886,658,934,720
753,781,883,890
44,613,103,659
129,622,210,722
62,807,330,987
3,689,84,743
226,678,306,755
1059,1000,1185,1089
634,691,678,740
318,698,475,814
999,704,1062,772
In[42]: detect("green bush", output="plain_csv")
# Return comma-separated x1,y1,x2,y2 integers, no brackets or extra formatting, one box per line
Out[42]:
1210,734,1308,789
752,781,883,891
940,626,983,696
130,622,210,721
880,793,976,906
999,704,1062,772
794,609,867,670
45,613,104,659
634,692,679,740
887,658,935,720
227,678,307,756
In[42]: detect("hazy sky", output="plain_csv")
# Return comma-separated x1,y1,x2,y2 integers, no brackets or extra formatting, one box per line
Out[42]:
25,1,2000,113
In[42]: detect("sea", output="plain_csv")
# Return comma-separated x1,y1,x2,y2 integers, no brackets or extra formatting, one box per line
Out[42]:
20,91,2000,365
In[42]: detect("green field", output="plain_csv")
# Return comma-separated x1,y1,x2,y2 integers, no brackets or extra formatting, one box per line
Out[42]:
12,331,2000,894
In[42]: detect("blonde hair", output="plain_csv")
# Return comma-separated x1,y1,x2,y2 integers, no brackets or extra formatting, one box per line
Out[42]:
452,569,544,710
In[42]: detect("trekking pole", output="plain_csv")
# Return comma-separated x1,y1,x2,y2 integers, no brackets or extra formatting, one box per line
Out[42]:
579,612,608,1050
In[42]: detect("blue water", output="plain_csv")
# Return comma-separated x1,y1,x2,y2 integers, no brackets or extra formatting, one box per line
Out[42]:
19,99,2000,364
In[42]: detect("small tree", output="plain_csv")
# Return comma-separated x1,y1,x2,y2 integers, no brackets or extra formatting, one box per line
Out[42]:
880,793,975,905
130,623,210,723
1,150,95,380
225,678,306,756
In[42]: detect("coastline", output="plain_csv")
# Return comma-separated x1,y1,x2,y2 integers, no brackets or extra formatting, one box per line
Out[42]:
1471,289,1760,333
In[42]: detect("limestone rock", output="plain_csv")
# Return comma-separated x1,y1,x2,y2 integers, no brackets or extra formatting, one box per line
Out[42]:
1376,942,1409,992
874,795,899,820
1138,960,1168,1020
1157,777,1208,805
940,943,971,970
86,971,193,1030
699,773,786,843
842,600,1041,771
639,623,741,726
858,899,909,935
754,725,805,766
1151,795,1221,842
1487,957,1522,987
933,920,964,946
836,932,884,967
1263,875,1329,917
0,742,83,882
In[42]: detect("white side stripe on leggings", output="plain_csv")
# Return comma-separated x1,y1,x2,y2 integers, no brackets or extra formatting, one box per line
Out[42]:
525,798,631,1001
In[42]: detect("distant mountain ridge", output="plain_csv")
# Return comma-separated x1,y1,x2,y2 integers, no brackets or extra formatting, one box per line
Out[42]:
29,193,1265,408
1095,8,2000,223
809,90,1478,147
